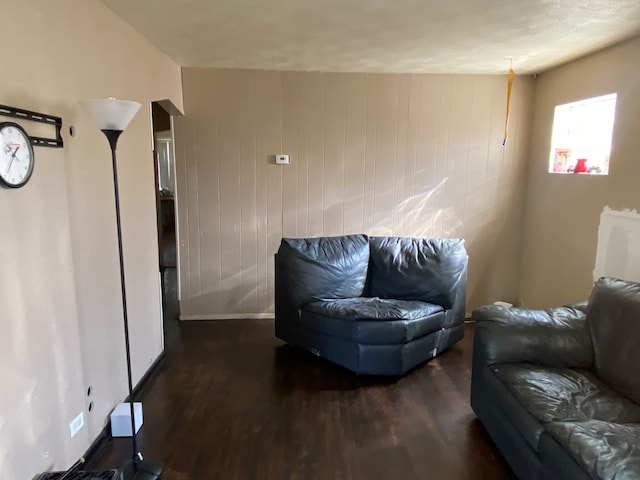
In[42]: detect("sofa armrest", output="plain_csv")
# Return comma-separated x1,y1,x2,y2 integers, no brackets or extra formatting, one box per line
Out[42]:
472,302,593,369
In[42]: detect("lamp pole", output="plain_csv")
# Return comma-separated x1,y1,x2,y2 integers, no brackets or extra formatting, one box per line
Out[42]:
81,99,161,480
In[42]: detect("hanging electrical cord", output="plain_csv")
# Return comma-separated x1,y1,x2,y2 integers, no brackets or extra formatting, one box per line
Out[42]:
503,60,514,146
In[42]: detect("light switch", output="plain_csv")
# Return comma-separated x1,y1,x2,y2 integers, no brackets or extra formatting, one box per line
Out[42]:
276,154,290,165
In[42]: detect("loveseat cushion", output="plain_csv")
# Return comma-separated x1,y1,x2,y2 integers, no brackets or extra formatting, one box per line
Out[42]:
545,420,640,479
491,364,640,450
301,297,445,344
277,235,370,308
587,277,640,404
494,364,640,424
367,237,466,309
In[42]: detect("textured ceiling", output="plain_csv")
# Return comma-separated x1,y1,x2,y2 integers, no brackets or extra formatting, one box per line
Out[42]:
99,0,640,74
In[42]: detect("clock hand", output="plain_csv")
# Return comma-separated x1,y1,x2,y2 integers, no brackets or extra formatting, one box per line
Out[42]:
6,145,19,175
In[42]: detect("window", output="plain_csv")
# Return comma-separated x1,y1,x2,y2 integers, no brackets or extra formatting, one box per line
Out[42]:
549,93,617,175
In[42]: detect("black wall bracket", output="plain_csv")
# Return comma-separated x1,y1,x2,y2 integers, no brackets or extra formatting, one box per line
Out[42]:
0,104,63,148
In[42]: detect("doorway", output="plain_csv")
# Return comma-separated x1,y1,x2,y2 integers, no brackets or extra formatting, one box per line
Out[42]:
151,101,180,345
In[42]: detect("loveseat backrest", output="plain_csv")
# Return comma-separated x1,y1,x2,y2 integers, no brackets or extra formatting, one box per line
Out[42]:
587,277,640,405
367,237,467,309
276,234,370,309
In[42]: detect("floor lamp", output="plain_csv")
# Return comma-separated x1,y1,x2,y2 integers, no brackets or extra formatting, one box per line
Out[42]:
80,98,162,480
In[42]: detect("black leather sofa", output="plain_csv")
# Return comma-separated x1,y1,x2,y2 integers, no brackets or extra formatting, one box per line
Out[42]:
471,277,640,479
275,234,468,375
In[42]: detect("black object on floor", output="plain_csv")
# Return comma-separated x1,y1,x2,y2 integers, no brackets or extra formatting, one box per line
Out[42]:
118,457,162,480
36,471,120,480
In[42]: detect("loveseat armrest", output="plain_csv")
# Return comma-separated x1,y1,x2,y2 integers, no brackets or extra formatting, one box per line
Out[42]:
472,302,593,369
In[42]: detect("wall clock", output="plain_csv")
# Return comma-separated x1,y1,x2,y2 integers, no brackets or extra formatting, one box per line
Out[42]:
0,121,35,188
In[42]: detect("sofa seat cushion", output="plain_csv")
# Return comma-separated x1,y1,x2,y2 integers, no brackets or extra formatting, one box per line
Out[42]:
545,420,640,480
476,365,550,454
301,297,445,345
493,364,640,425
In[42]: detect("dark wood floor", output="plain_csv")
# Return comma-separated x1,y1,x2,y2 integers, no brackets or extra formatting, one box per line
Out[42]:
88,302,513,479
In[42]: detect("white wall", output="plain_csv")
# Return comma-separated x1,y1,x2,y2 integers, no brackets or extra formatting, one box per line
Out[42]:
0,1,183,479
519,36,640,307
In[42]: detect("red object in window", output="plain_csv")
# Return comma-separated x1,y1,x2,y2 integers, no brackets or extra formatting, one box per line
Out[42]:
574,158,588,173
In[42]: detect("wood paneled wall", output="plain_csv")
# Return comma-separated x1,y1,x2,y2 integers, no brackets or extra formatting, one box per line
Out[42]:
176,69,534,318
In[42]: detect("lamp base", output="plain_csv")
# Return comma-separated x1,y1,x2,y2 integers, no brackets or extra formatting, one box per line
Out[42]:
118,458,162,480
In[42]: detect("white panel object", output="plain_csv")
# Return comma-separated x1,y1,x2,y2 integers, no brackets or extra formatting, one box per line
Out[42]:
276,154,290,165
593,207,640,283
110,402,143,437
493,301,513,308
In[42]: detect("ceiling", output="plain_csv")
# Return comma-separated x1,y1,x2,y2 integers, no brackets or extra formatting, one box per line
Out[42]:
99,0,640,74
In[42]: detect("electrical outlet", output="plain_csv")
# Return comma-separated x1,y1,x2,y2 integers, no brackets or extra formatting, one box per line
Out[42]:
275,154,290,165
69,412,84,438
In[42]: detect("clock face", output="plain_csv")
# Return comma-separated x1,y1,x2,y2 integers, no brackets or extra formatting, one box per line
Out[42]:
0,121,34,188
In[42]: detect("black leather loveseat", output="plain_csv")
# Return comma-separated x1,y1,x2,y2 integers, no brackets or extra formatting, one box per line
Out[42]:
471,277,640,479
275,234,468,375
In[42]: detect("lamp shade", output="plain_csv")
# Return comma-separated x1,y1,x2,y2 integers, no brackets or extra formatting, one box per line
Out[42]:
80,98,141,131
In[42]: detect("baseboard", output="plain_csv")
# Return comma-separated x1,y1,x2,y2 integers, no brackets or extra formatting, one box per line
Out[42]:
179,313,275,321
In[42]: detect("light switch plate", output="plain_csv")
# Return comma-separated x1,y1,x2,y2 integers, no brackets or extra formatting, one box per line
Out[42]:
275,154,290,165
